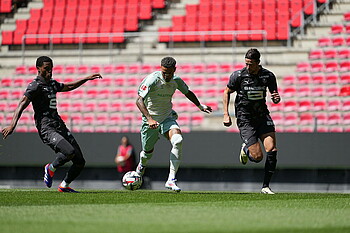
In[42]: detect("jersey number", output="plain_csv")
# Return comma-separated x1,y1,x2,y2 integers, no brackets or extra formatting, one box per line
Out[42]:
49,98,57,109
247,91,264,100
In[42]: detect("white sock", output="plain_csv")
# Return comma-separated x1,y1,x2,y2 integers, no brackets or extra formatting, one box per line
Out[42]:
140,151,153,167
168,134,183,181
60,180,70,188
49,164,56,172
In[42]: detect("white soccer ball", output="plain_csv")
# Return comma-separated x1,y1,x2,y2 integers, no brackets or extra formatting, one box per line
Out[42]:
122,171,142,190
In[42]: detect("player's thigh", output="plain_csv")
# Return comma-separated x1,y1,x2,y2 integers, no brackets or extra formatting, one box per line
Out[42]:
257,115,277,151
260,132,277,152
141,122,160,152
161,118,180,140
40,128,68,153
237,119,259,147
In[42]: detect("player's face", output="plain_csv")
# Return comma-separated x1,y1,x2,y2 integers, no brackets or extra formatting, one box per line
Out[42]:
37,62,53,80
161,66,176,82
245,58,260,75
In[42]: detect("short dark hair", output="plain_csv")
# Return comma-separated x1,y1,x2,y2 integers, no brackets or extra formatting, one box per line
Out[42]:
161,57,176,68
36,56,53,67
245,48,260,61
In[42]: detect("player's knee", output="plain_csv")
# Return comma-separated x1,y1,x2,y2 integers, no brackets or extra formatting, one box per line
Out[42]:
171,134,183,148
250,151,263,162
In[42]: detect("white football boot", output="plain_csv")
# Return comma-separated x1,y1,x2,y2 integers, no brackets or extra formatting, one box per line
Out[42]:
136,163,146,176
261,187,275,194
165,179,181,192
240,143,248,165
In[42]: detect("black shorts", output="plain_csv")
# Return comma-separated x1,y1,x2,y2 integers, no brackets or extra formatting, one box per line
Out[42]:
38,121,76,153
237,114,275,147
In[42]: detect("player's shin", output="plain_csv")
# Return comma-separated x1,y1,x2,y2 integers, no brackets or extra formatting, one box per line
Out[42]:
168,134,183,180
139,151,153,166
263,151,277,188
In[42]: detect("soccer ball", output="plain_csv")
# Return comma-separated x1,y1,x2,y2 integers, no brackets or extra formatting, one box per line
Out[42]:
122,171,142,190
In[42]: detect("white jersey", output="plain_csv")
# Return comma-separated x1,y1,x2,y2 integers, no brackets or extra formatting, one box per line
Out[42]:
138,71,189,123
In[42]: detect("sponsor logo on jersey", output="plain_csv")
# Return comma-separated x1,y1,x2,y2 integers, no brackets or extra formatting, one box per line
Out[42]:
141,85,147,91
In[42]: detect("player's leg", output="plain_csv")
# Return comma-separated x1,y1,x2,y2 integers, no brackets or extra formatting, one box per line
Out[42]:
58,139,85,192
237,119,264,164
260,132,277,194
136,122,158,176
163,120,182,192
259,114,277,194
41,130,75,188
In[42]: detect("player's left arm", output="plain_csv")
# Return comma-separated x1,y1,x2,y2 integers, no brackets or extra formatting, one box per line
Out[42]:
268,74,281,104
184,90,212,113
61,73,102,92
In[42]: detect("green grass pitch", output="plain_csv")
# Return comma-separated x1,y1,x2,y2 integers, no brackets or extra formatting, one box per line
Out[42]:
0,189,349,233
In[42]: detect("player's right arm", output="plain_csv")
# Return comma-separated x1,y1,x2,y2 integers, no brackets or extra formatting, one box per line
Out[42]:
136,95,159,129
223,72,238,127
223,87,234,127
2,95,31,139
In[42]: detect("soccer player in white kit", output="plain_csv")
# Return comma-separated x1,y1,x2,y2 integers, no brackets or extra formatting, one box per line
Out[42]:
136,57,212,192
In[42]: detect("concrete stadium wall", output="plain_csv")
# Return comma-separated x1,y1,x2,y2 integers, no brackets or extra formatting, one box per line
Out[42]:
0,132,349,169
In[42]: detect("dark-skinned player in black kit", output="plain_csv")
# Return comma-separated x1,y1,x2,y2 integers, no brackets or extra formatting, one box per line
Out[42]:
2,56,102,192
222,48,281,194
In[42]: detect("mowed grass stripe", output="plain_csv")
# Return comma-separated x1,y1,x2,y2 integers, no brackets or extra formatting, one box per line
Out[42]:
0,190,349,233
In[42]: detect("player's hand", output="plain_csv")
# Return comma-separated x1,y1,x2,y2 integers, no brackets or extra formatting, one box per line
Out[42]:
198,104,212,114
271,91,281,104
87,73,102,80
2,126,14,139
147,119,159,129
223,114,232,127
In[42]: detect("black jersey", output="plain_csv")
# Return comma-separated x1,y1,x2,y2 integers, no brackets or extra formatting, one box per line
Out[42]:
227,66,278,120
24,76,65,129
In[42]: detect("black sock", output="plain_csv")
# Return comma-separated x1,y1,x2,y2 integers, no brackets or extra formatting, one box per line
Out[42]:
64,163,85,184
263,151,277,188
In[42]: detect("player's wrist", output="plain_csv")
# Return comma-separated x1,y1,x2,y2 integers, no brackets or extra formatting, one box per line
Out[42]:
197,104,207,111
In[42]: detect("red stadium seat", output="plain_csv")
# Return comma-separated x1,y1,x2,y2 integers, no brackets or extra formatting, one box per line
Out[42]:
325,74,338,84
317,37,332,47
343,112,350,124
297,74,311,84
311,74,325,84
299,113,314,125
283,100,298,112
315,112,328,125
327,99,341,111
282,87,297,98
323,49,337,59
284,113,298,126
282,75,297,85
309,49,323,59
340,73,350,84
296,62,310,72
340,86,350,96
298,100,312,112
340,61,350,72
332,36,345,46
310,86,325,97
344,12,350,21
310,61,324,72
298,86,311,97
338,48,350,59
325,86,340,97
330,24,344,34
324,60,338,72
328,112,342,125
313,100,327,111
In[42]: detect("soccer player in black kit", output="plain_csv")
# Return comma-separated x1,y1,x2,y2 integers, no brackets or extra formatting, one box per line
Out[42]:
222,48,281,194
2,56,102,192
